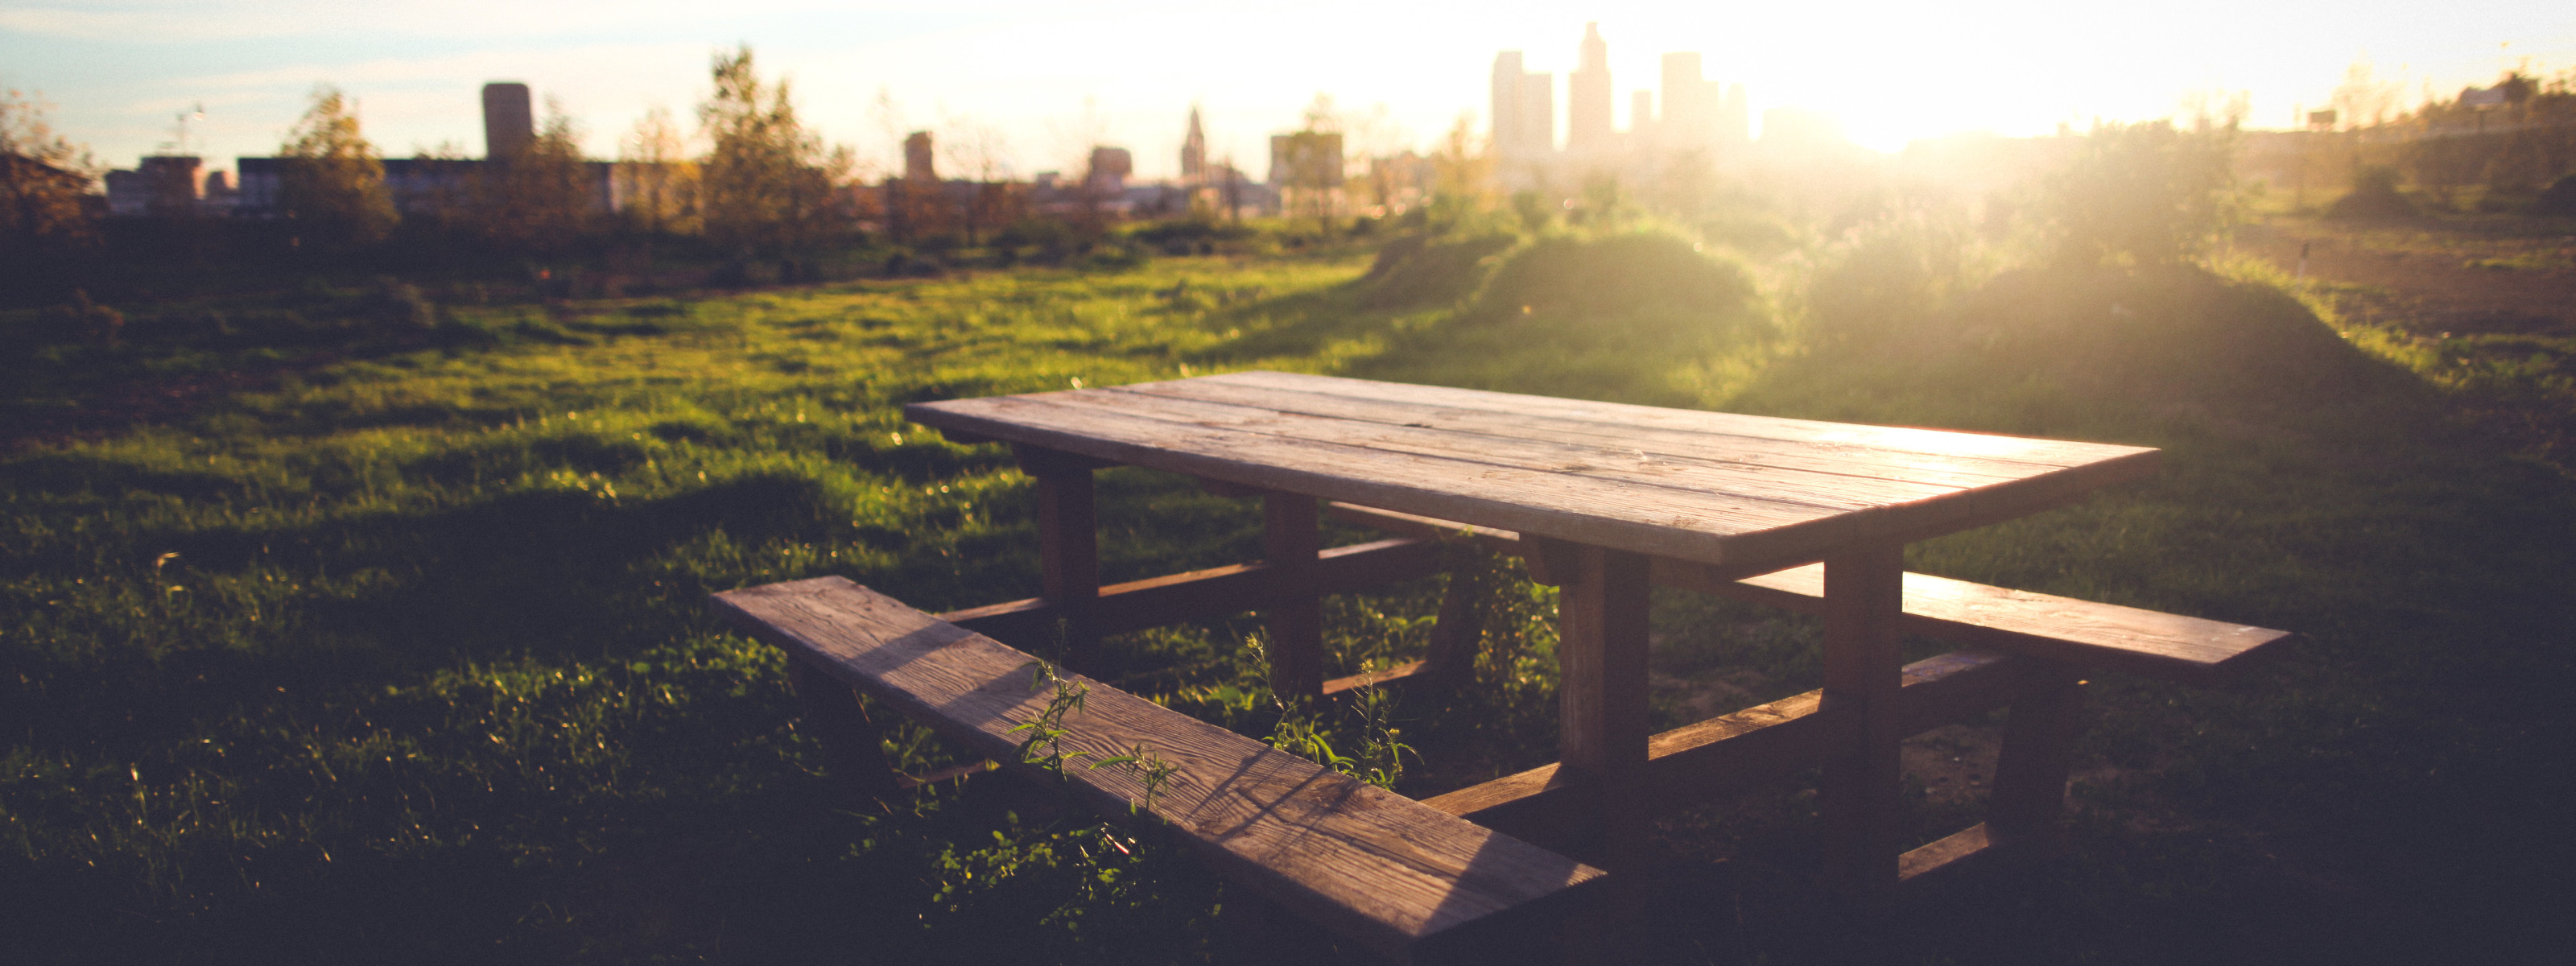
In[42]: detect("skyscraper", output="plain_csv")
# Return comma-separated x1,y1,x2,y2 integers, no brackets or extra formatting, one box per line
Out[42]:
481,83,533,160
1181,106,1208,186
1660,53,1715,151
1491,52,1554,159
1567,23,1614,155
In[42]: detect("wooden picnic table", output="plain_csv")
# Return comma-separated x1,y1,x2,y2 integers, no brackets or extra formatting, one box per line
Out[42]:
906,370,2172,908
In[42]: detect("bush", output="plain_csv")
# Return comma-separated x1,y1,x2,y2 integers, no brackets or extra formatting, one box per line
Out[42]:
365,277,439,333
2328,166,2419,220
2037,121,2239,266
1806,197,1993,347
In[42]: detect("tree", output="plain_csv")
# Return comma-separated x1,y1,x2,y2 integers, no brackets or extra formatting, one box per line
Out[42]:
696,45,850,257
476,99,593,252
1428,114,1495,222
2037,121,2239,266
617,106,698,235
1,88,100,267
1277,94,1347,231
279,85,398,249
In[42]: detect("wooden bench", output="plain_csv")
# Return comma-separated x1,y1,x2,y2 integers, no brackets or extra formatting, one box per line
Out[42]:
1322,502,2293,877
712,576,1609,964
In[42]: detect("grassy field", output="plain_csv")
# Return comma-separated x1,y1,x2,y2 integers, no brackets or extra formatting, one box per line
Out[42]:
5,225,2574,964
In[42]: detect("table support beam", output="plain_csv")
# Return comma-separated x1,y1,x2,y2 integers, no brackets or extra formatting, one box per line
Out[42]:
1023,449,1101,671
1818,543,1906,910
1264,492,1324,704
1552,541,1653,873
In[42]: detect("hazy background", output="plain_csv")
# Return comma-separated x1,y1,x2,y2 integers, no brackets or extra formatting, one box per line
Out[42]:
6,2,2574,184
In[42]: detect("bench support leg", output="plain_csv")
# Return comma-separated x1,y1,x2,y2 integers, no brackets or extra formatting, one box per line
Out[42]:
786,658,903,805
1818,543,1905,914
1033,464,1100,671
1988,662,2084,856
1265,492,1324,704
1555,543,1652,870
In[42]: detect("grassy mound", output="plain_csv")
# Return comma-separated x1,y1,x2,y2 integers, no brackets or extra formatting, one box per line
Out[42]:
1349,230,1517,310
1753,262,2418,433
1352,231,1777,406
2326,167,2420,220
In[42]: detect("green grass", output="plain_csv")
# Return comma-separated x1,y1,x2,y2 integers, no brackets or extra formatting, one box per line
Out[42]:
6,229,2575,964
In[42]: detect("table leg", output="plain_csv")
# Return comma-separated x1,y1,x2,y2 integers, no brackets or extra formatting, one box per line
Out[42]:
1556,543,1653,873
1988,661,2084,855
1818,543,1905,910
1032,464,1100,671
1264,492,1324,704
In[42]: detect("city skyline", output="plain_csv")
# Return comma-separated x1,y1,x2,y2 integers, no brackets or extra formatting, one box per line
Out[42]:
7,1,2574,180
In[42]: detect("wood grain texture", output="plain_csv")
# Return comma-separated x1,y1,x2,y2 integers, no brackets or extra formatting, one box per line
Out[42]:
906,372,2159,569
1325,502,2292,686
1987,665,2084,853
1265,492,1325,702
937,537,1443,646
1818,546,1906,907
1421,650,2039,836
712,577,1605,962
1554,545,1653,875
1897,824,1996,884
1030,456,1100,669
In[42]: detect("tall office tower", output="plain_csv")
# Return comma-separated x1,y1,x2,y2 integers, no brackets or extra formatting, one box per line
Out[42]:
1661,52,1717,151
1181,106,1208,185
1492,52,1528,152
1491,51,1554,158
1520,71,1554,154
481,83,534,160
1721,83,1752,145
1567,23,1614,154
903,131,937,181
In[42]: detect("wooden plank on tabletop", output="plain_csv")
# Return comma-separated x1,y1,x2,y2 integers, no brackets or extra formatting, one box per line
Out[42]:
1127,376,2069,489
1051,386,1968,514
910,392,1855,570
712,577,1607,963
1195,371,2157,469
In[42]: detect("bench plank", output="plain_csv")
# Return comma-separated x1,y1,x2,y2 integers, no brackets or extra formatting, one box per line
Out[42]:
1422,650,2042,848
712,576,1606,963
1323,502,2291,686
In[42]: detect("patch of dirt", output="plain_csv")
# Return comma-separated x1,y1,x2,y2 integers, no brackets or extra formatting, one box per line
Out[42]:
2235,219,2576,336
1902,723,2000,810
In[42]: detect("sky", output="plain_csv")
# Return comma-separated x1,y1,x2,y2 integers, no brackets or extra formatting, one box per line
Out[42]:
6,1,2574,182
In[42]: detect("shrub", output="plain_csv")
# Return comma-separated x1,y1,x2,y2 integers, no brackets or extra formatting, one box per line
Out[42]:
2328,166,2419,219
2036,121,2240,266
1805,197,1993,348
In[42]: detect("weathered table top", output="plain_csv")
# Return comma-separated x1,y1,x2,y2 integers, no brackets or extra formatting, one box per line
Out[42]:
906,371,2159,570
